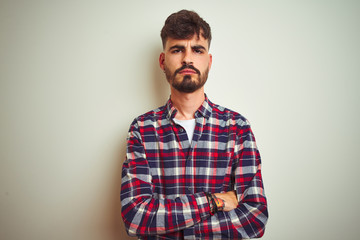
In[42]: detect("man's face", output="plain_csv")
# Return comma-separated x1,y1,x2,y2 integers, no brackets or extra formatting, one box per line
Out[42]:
159,35,212,93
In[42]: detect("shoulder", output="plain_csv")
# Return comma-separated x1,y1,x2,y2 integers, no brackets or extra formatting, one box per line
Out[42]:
130,104,167,126
210,101,250,127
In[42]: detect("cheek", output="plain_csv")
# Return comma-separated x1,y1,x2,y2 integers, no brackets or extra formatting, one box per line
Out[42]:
198,62,210,72
196,56,210,67
165,56,180,67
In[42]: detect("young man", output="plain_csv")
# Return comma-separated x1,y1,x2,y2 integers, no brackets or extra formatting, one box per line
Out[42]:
121,10,268,239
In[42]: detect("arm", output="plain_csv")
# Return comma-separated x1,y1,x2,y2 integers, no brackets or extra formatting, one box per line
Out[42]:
120,120,211,237
214,122,268,238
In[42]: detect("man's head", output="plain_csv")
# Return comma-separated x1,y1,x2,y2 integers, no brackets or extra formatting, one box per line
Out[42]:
159,10,212,93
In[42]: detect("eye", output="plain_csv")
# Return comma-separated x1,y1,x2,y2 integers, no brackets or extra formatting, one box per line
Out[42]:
171,49,182,54
194,49,204,54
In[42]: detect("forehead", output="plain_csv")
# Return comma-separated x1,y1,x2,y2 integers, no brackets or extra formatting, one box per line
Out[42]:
164,35,209,50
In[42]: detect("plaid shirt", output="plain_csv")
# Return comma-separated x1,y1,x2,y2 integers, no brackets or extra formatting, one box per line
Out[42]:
121,96,268,239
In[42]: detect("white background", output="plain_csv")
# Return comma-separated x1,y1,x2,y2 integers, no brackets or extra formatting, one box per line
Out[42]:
1,1,359,239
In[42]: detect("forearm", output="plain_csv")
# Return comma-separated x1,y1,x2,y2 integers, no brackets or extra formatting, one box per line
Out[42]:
200,189,267,238
210,187,267,238
121,169,211,236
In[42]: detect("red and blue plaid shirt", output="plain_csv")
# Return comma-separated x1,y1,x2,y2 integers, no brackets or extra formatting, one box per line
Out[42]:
121,96,268,239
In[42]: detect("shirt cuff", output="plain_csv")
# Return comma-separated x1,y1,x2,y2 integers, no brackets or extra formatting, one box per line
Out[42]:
194,192,211,220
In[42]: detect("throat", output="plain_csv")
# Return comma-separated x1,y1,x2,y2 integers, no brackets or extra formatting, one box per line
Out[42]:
170,90,205,120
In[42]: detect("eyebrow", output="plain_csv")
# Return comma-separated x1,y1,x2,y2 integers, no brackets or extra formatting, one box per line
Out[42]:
168,44,207,51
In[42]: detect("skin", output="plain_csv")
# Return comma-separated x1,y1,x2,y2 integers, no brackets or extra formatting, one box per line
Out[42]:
159,35,212,120
159,35,238,211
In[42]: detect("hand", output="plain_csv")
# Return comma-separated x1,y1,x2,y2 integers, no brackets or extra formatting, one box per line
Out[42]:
214,190,238,212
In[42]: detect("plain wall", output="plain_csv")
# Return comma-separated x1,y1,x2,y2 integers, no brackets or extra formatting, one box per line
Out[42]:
1,1,359,239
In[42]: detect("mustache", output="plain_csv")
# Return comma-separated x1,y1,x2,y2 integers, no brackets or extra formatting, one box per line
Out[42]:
174,64,201,76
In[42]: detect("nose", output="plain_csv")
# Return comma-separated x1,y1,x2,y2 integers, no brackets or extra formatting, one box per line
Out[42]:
182,49,193,65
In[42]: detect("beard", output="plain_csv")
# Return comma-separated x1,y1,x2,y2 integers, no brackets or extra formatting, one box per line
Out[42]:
164,64,209,93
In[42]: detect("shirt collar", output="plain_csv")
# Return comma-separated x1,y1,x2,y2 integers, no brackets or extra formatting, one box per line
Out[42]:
165,94,213,120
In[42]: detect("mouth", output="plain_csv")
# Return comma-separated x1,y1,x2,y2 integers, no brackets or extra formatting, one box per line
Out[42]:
179,69,197,75
174,64,201,76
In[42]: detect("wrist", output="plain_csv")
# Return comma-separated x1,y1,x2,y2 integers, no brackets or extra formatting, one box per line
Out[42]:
205,192,225,214
212,194,225,212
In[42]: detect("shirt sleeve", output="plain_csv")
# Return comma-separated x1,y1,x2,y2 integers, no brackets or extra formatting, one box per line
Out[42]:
224,120,268,238
120,119,211,237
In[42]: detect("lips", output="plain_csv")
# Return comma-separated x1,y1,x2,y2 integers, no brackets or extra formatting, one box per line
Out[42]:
175,64,201,76
179,69,197,74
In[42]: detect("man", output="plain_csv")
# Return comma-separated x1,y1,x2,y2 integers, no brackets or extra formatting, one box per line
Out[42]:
121,10,268,239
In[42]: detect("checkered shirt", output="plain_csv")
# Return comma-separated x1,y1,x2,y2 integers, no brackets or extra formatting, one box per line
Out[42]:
121,96,268,239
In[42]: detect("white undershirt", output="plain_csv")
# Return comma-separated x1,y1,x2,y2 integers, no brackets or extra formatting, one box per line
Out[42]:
173,118,196,143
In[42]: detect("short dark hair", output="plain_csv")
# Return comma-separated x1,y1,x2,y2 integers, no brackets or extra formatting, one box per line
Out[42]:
160,10,212,49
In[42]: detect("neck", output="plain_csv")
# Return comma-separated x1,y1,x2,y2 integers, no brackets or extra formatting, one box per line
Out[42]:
170,87,205,120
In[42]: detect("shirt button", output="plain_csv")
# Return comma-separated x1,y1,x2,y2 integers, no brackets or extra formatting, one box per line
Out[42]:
179,129,184,132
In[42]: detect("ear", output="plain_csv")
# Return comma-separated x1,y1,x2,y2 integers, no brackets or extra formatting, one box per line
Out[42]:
208,53,213,70
159,52,165,71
